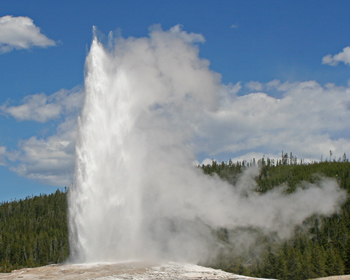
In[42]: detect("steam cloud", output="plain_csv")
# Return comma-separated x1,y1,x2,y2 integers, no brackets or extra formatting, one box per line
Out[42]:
68,25,346,264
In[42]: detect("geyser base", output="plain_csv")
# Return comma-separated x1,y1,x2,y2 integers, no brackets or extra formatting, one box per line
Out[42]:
0,262,273,280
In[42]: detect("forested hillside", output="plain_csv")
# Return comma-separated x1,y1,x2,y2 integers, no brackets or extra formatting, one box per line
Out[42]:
201,154,350,280
0,154,349,280
0,189,69,272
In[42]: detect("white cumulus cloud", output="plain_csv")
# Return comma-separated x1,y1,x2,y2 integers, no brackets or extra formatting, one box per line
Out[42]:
1,87,83,122
8,115,77,186
197,80,350,162
245,81,264,91
0,146,7,166
0,15,56,53
1,87,83,185
322,46,350,66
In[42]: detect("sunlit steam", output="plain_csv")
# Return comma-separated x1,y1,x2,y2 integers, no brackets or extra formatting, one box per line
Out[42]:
68,26,346,263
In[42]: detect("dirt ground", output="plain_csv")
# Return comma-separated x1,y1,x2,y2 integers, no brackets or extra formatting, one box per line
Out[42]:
0,262,270,280
0,262,349,280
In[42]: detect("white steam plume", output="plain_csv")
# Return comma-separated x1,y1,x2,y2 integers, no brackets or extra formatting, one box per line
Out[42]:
68,25,346,264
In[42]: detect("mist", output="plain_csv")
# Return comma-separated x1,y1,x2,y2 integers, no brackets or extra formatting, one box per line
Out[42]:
68,25,346,264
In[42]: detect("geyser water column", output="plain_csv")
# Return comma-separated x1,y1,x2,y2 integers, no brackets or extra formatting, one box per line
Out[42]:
68,26,221,263
69,26,346,264
69,37,143,262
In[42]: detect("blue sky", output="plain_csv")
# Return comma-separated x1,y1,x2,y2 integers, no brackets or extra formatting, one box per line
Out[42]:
0,0,350,202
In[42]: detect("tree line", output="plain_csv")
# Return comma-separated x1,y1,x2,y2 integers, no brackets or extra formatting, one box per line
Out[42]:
0,189,69,272
0,153,349,279
200,154,350,279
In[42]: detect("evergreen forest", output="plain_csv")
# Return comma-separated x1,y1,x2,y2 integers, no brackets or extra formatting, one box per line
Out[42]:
0,189,69,272
0,153,350,280
201,153,350,279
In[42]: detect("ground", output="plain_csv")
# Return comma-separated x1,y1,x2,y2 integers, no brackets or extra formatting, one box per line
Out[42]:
0,262,349,280
0,262,271,279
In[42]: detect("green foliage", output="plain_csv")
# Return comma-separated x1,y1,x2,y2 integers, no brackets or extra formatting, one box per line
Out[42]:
1,153,350,279
0,189,69,272
200,155,350,280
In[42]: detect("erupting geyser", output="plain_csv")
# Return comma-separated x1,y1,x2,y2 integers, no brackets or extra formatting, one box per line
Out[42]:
68,25,346,264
